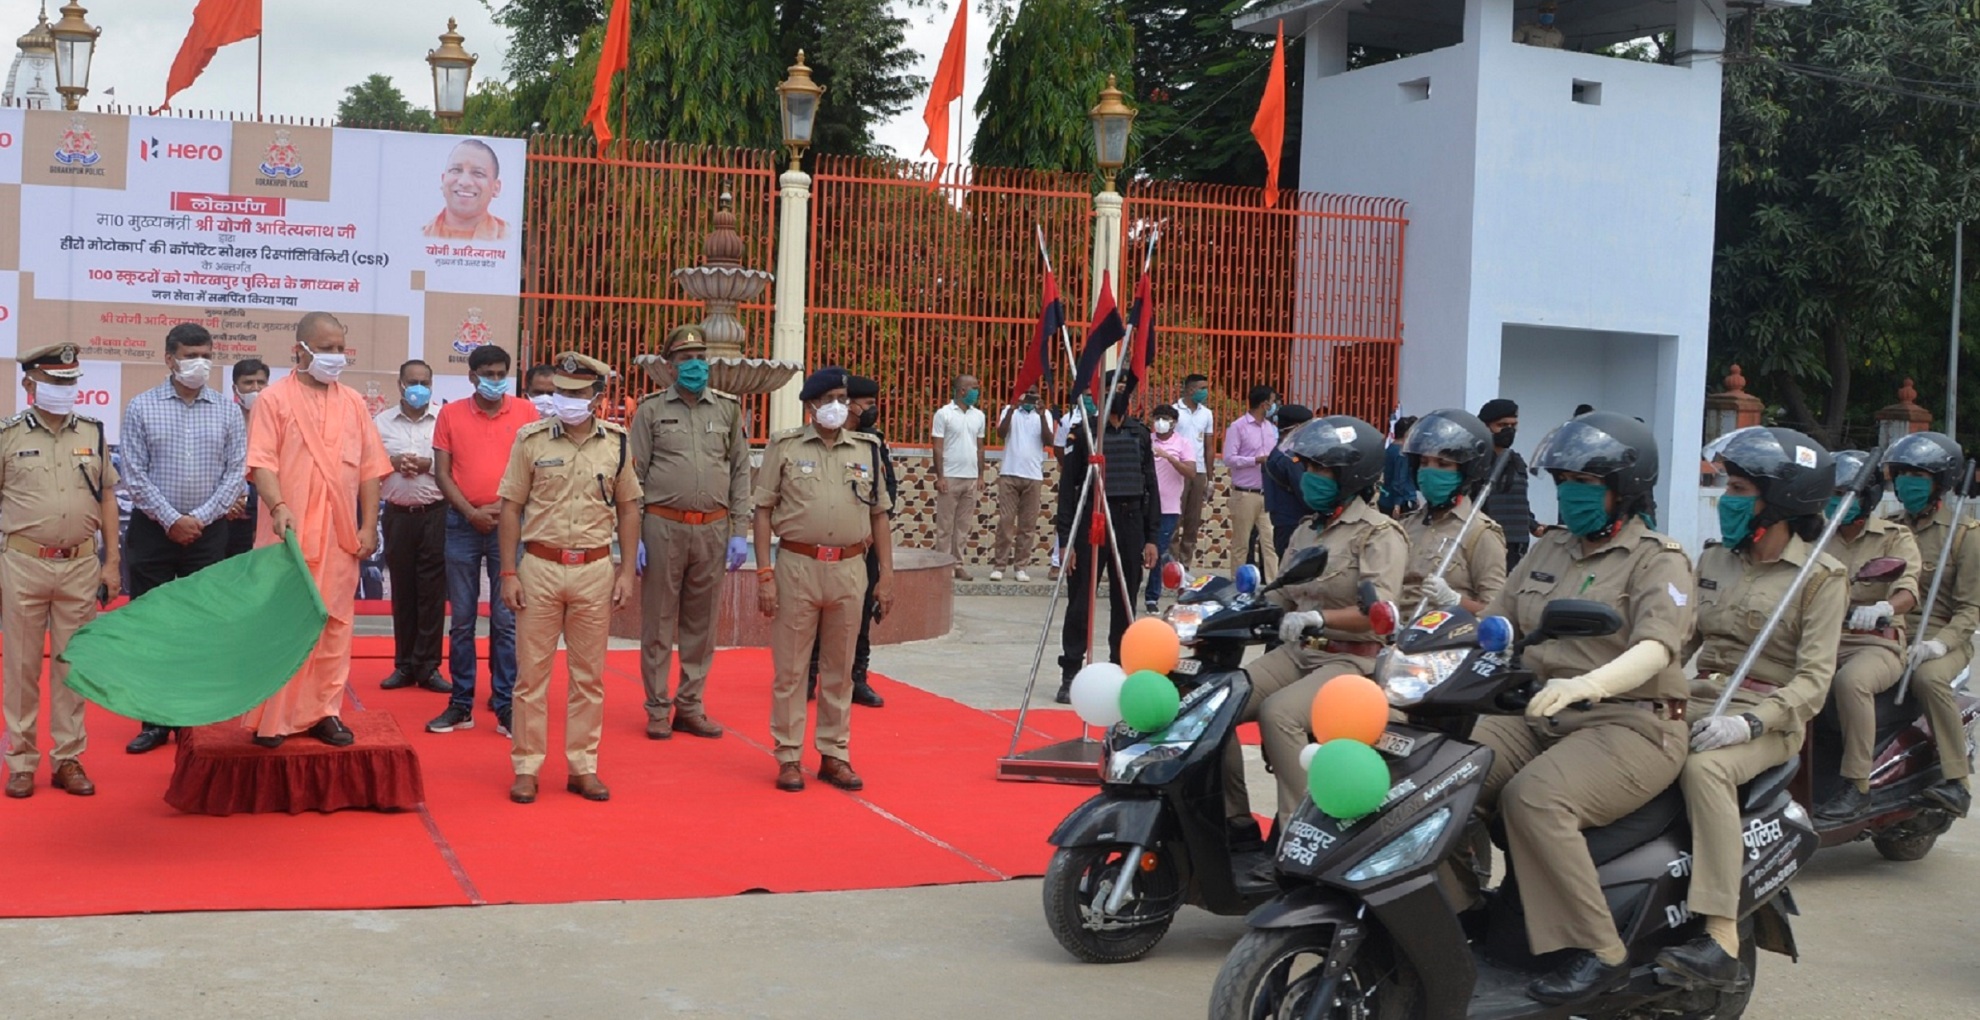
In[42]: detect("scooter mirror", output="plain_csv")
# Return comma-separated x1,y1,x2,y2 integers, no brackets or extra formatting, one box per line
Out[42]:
1854,556,1906,584
1263,547,1329,591
1531,599,1624,642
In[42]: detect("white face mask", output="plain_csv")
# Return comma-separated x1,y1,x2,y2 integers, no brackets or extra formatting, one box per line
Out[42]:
1154,419,1174,435
172,356,213,389
813,399,850,430
34,382,78,415
237,390,260,411
550,392,595,425
301,344,348,383
531,393,556,418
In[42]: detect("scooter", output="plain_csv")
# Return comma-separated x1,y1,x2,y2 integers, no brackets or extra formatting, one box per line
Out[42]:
1802,556,1980,859
1041,547,1330,964
1209,600,1812,1019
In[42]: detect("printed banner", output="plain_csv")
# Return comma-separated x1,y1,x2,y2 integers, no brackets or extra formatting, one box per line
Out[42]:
0,110,526,443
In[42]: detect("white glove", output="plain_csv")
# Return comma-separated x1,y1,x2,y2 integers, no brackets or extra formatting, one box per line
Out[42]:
1423,575,1462,610
1526,675,1606,718
1691,713,1756,752
1847,602,1893,632
1911,639,1950,666
1279,610,1325,646
1524,639,1673,718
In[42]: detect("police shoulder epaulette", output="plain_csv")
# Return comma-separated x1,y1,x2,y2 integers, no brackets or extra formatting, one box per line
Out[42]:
516,419,557,439
0,411,29,430
708,387,739,402
74,413,103,425
597,418,628,433
770,425,808,442
846,428,879,443
636,389,668,405
1703,539,1723,550
1659,536,1685,552
1477,515,1505,535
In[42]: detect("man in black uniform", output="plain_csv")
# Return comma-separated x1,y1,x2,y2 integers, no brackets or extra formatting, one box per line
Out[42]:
808,375,899,708
1055,379,1160,703
1478,397,1533,571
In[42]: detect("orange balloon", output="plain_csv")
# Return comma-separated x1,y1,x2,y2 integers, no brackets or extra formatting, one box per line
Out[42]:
1120,617,1182,675
1310,675,1388,745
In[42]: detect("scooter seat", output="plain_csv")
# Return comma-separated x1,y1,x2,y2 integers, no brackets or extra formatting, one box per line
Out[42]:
1738,756,1799,813
1581,784,1686,865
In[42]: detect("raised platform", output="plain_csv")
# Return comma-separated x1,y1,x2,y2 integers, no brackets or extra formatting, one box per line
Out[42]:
164,710,425,816
609,547,956,647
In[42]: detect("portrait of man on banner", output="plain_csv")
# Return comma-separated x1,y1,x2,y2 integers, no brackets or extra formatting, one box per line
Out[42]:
421,138,509,241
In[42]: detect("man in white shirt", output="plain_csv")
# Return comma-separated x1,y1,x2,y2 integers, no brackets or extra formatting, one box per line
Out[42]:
991,385,1055,582
931,373,987,580
1171,374,1215,568
374,359,451,693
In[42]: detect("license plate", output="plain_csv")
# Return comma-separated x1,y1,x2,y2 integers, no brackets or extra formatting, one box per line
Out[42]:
1375,731,1415,756
1173,659,1202,676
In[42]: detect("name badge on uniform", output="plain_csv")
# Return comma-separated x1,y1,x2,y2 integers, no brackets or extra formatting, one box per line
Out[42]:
15,449,38,458
1698,578,1718,590
660,418,681,425
1529,570,1555,583
797,459,817,475
850,462,871,477
534,457,565,467
73,448,94,458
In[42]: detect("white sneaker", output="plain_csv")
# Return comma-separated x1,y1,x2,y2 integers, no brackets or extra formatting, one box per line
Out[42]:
495,722,512,738
989,569,1004,581
1015,569,1031,583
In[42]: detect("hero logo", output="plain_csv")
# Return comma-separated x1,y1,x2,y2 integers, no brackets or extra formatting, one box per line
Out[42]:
76,389,112,407
138,138,224,162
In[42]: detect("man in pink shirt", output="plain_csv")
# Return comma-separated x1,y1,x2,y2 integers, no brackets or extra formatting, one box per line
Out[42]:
1222,385,1281,579
1145,404,1196,611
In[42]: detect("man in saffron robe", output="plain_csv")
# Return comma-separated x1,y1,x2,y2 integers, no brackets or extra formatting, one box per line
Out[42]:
243,312,391,747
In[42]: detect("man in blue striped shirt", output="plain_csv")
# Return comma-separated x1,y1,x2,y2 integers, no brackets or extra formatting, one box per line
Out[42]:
119,323,247,754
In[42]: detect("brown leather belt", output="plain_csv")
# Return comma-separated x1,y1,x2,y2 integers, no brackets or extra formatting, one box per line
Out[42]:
1697,671,1780,698
781,539,869,563
385,500,446,514
5,535,87,560
645,505,728,525
1617,698,1688,722
1318,638,1384,658
523,541,611,565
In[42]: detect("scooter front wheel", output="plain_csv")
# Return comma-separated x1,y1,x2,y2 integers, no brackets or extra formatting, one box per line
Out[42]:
1041,844,1180,963
1208,925,1414,1020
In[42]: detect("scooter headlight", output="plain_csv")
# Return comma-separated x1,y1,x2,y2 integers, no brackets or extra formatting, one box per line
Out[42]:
1162,601,1222,645
1344,807,1452,882
1375,649,1469,706
1103,685,1230,783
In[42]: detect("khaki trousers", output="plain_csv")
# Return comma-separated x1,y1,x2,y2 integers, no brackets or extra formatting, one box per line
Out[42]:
1471,707,1687,956
511,556,612,777
934,479,980,567
1223,642,1376,820
992,475,1043,568
1174,471,1209,565
1831,643,1905,781
1678,727,1797,919
770,552,866,764
1228,489,1278,578
639,513,726,721
1910,642,1973,782
1,552,96,774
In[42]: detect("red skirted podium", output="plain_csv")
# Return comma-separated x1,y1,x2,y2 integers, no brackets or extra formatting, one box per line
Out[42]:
165,710,425,816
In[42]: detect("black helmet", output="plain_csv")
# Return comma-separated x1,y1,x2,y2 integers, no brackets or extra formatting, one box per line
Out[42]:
1281,415,1386,498
1883,431,1964,495
1833,449,1884,508
1401,408,1494,493
1705,426,1832,520
1532,410,1661,501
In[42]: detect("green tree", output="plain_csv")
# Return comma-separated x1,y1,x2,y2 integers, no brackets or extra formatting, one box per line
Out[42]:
335,73,434,130
970,0,1134,174
1126,0,1302,187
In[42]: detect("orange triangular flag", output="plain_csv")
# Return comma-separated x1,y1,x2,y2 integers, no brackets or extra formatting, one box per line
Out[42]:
161,0,262,111
586,0,633,145
921,0,969,176
1251,21,1288,207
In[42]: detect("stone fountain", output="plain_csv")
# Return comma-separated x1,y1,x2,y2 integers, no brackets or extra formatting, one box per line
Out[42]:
637,185,800,397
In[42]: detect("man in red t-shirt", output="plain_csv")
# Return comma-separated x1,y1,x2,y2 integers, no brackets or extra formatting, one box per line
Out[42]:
428,345,539,736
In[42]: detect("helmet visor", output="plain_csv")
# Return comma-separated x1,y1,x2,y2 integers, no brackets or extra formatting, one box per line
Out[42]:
1401,413,1488,464
1280,419,1362,466
1532,418,1642,479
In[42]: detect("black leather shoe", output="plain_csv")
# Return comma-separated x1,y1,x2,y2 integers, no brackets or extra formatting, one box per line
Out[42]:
251,734,286,749
308,716,355,747
416,671,453,693
1817,783,1871,822
1922,780,1972,818
1527,951,1628,1005
851,681,885,708
1655,936,1744,991
125,725,172,754
1054,680,1072,705
379,669,416,690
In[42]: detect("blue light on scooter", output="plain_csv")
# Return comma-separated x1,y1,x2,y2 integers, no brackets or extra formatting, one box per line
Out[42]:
1235,563,1260,595
1478,615,1513,653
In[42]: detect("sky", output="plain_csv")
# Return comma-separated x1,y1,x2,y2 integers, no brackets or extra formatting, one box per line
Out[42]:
7,0,993,162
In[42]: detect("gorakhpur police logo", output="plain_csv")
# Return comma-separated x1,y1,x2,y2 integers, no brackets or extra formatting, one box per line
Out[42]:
559,354,581,373
259,129,303,179
56,345,77,362
55,114,99,166
451,308,492,355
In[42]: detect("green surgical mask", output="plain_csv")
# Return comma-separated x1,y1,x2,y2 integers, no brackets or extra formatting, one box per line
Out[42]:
1416,467,1463,508
1895,475,1936,517
963,388,980,407
1191,387,1209,405
1300,472,1340,517
1826,494,1867,526
1718,494,1758,549
1556,481,1614,538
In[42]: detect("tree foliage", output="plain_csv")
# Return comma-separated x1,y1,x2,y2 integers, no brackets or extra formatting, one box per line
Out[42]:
970,0,1134,175
335,74,433,130
1126,0,1302,186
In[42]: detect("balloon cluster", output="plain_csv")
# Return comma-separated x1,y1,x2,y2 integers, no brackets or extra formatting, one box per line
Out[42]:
1068,618,1185,731
1299,675,1393,820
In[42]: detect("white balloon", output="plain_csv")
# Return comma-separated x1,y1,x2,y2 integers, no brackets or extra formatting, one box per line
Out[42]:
1069,662,1129,727
1298,743,1321,771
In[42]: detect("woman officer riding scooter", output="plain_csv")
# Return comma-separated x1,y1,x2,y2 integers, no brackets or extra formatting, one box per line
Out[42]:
1657,427,1846,991
1399,408,1508,615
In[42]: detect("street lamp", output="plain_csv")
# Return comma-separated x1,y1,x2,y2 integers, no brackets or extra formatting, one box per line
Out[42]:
426,18,477,129
776,51,825,172
50,1,100,113
1089,74,1136,193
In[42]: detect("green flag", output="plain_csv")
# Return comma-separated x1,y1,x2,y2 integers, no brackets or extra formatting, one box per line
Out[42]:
60,531,330,728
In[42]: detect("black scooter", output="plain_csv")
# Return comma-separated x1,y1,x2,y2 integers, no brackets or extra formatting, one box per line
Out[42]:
1041,547,1330,963
1209,600,1812,1019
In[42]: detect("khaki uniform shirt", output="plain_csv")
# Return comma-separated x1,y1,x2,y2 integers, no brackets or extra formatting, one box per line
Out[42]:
1484,516,1694,700
753,425,894,546
1901,503,1980,648
1403,504,1508,608
1832,516,1922,652
498,419,643,549
1267,498,1408,644
630,386,751,539
0,410,117,548
1686,537,1846,736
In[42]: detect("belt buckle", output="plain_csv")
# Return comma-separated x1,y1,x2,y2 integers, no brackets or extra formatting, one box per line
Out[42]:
816,546,844,563
559,549,585,565
686,511,709,525
44,547,71,560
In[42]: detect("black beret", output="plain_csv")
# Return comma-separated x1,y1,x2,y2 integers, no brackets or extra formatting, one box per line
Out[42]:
799,366,849,402
846,375,880,400
1478,398,1519,423
1271,403,1314,428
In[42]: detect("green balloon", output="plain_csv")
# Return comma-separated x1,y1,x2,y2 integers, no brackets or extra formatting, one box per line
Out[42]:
1118,670,1182,732
1306,740,1391,820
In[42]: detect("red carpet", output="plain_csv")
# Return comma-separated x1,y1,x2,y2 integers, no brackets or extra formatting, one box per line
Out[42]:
0,647,1090,918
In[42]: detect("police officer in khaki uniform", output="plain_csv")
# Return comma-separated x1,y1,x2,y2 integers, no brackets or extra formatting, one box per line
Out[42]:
1398,408,1507,613
753,368,895,794
1816,450,1923,821
1656,427,1844,989
2,344,121,800
1466,411,1693,1004
1243,416,1407,823
1879,431,1980,817
496,352,642,805
632,325,750,740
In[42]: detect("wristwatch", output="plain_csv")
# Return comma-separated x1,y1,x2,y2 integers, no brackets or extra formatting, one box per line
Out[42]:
1741,713,1764,740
